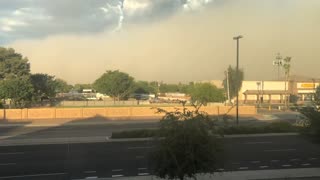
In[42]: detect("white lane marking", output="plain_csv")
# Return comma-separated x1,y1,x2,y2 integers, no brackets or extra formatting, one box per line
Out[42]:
0,163,16,166
309,158,317,160
271,160,280,162
290,158,299,161
138,173,149,176
264,149,296,152
112,175,124,178
259,166,269,168
138,167,147,170
244,142,272,144
85,177,98,179
128,146,153,150
251,161,260,163
136,156,145,159
0,172,66,179
239,167,248,170
112,169,123,172
282,164,292,167
84,171,96,173
217,168,224,171
0,152,24,155
302,163,311,166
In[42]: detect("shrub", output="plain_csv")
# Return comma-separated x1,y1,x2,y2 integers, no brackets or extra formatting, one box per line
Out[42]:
152,106,223,180
299,107,320,140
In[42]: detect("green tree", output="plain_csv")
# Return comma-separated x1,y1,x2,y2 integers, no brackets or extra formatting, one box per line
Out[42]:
223,65,244,99
153,106,223,180
73,84,92,93
0,77,34,108
30,73,56,101
315,86,320,105
55,78,73,93
189,83,225,106
93,70,134,101
299,107,320,141
283,56,292,107
0,47,30,80
133,81,157,94
159,84,180,93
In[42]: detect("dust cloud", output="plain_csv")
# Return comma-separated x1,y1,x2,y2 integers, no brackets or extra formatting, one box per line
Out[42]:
9,0,320,84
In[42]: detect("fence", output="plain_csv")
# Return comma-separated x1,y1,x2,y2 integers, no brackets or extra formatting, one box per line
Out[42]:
0,106,256,122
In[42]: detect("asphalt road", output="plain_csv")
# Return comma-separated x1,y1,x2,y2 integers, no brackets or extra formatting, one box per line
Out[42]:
0,112,297,140
0,135,319,180
0,121,159,140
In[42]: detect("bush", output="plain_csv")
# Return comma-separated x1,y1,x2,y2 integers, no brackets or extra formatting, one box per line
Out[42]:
152,105,223,180
112,122,299,139
299,107,320,140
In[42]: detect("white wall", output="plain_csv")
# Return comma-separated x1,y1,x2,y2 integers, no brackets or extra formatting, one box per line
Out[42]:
238,81,286,101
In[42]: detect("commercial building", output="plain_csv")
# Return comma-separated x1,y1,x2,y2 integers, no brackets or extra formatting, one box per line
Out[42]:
238,75,319,104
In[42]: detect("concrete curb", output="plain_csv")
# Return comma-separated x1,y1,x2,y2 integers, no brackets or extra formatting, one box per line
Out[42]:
93,168,320,180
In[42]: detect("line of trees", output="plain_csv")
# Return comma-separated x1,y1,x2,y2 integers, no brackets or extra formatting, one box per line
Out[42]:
92,70,226,105
0,47,230,108
0,47,72,108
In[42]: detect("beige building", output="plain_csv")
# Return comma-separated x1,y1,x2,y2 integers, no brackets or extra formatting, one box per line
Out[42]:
237,76,319,104
239,81,287,104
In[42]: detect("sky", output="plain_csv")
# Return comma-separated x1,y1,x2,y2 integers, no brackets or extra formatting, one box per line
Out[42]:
1,0,320,84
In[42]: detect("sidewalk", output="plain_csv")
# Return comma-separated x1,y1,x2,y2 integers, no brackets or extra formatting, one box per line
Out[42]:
92,168,320,180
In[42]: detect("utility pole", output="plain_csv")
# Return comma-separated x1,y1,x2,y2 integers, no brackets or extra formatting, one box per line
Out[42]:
225,70,231,105
233,35,243,125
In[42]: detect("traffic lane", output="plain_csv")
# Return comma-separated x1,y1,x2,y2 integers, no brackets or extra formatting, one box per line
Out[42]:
8,122,159,139
0,141,153,178
0,135,318,163
0,127,21,137
0,173,68,180
224,135,320,162
223,135,320,171
0,135,319,178
0,141,153,176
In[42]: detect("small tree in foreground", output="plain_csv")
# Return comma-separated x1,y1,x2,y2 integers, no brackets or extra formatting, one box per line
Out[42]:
152,105,224,180
299,107,320,141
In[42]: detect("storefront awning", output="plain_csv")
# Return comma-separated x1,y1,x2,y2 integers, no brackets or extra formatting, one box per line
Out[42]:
243,90,289,95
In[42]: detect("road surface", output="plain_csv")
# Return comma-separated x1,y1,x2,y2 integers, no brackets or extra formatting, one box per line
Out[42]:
0,135,319,179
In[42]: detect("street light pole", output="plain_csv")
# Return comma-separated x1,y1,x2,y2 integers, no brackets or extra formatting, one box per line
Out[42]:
233,35,243,125
226,70,231,104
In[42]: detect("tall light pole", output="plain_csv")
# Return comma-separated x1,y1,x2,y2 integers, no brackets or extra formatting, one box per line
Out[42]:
273,53,283,80
225,70,231,105
233,35,243,125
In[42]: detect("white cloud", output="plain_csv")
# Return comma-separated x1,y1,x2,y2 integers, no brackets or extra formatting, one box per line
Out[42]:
0,18,28,32
1,26,12,32
123,0,150,16
100,1,124,32
183,0,213,11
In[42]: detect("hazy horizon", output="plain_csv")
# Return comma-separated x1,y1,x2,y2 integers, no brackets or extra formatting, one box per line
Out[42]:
1,0,320,84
